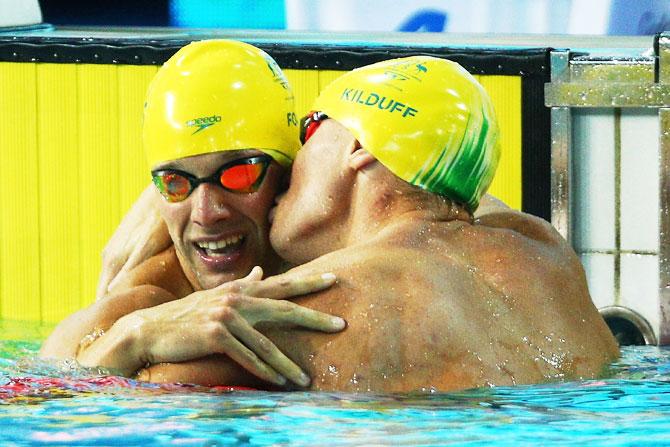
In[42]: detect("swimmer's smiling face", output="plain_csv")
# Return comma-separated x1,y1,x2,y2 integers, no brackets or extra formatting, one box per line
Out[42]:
152,150,283,290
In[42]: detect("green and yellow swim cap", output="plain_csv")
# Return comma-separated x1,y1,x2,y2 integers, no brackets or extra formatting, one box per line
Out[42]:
143,40,300,169
313,56,500,211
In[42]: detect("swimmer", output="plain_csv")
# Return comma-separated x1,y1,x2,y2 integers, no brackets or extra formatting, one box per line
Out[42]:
258,56,619,390
40,40,347,389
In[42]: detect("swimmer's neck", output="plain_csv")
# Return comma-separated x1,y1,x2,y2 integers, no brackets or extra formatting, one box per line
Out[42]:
283,170,472,264
343,173,472,248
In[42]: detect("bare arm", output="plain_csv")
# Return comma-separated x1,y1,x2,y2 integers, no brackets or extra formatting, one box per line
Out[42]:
97,184,172,299
39,284,178,360
135,355,267,388
74,268,345,387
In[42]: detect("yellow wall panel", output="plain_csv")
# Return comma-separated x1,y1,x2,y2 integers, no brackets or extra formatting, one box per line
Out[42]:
37,64,81,323
118,65,158,217
0,63,41,321
318,70,346,92
479,75,523,210
77,65,120,307
284,69,320,119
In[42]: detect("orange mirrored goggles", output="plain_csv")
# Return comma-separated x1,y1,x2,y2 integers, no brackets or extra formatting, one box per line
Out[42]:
151,155,272,202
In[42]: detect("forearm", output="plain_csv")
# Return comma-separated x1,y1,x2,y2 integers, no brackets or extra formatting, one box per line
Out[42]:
39,309,100,359
40,285,177,365
50,272,343,386
39,296,130,359
98,184,171,298
76,313,147,377
136,355,264,388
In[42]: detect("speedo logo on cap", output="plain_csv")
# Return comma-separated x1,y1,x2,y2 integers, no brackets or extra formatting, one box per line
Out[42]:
185,115,222,135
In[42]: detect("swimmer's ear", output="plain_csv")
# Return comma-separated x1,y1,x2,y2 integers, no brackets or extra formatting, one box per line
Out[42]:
348,143,377,172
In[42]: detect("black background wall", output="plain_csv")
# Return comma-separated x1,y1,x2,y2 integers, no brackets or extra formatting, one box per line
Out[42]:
39,0,170,26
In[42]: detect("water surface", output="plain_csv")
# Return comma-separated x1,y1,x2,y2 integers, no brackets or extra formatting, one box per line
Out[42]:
1,319,669,446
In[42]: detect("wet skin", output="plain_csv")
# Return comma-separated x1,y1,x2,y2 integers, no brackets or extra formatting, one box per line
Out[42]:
138,120,619,391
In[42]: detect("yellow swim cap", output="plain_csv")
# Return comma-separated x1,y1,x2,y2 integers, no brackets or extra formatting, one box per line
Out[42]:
143,40,300,169
313,56,500,211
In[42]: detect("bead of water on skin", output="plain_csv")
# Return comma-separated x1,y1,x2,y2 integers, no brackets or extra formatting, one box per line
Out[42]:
328,365,338,375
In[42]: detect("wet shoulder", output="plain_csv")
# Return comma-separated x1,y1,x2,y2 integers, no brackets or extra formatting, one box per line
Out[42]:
474,208,566,248
372,212,589,311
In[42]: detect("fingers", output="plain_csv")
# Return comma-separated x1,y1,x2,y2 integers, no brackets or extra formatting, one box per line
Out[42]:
243,266,264,282
213,266,265,294
96,267,118,300
106,262,134,294
215,324,288,386
227,313,310,387
242,298,346,333
242,272,337,299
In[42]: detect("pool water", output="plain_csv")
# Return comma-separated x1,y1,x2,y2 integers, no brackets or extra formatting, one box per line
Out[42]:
1,319,669,446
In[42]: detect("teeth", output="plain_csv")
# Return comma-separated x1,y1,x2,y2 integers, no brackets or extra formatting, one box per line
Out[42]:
197,235,244,251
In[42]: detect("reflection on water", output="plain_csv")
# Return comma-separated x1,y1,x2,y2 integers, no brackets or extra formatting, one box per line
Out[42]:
1,319,669,446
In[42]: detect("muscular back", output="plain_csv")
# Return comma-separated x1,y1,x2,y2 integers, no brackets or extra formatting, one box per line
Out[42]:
262,211,619,392
84,210,617,392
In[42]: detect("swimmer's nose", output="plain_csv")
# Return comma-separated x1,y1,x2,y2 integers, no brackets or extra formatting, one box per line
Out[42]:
190,183,233,226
